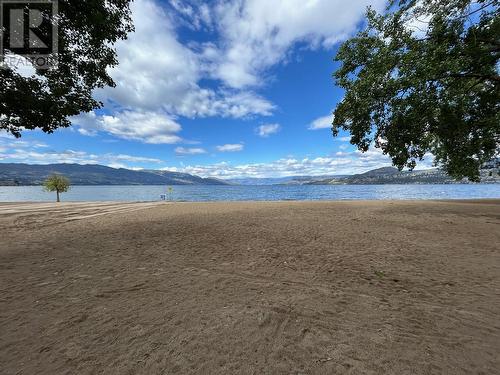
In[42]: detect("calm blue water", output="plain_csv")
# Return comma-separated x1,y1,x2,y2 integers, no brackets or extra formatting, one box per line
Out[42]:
0,184,498,202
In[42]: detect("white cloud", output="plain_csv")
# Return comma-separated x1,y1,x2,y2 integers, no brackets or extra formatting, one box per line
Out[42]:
168,0,213,30
1,136,437,177
64,0,388,145
256,123,281,137
209,0,386,88
72,110,182,144
99,0,275,120
112,154,163,163
5,0,390,151
1,134,167,168
0,147,163,167
166,147,436,179
216,143,244,152
99,0,197,113
309,114,333,130
175,147,207,155
0,133,168,168
0,136,48,149
165,148,388,179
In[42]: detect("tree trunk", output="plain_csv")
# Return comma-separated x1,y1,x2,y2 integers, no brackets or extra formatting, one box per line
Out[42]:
56,190,60,202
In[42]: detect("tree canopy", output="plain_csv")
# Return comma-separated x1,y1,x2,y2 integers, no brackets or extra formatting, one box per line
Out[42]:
43,174,70,202
333,0,499,181
0,0,133,137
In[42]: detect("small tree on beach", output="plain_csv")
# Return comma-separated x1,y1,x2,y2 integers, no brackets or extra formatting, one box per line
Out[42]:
43,175,70,202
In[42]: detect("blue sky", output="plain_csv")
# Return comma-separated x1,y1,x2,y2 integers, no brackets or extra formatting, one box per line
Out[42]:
0,0,435,178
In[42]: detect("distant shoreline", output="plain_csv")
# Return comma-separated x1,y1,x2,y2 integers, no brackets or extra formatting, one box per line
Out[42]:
1,184,499,202
1,163,498,186
1,181,499,187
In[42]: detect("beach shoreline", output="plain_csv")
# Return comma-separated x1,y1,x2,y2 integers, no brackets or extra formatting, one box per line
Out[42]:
1,200,499,374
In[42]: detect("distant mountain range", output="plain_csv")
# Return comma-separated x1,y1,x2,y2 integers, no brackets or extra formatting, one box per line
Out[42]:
0,163,228,186
0,163,498,186
229,166,499,185
305,166,500,185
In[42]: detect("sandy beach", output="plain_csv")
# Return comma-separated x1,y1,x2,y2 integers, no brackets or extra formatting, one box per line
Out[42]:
1,200,499,374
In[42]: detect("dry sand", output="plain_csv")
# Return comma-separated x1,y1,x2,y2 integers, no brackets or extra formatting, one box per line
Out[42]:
0,200,499,374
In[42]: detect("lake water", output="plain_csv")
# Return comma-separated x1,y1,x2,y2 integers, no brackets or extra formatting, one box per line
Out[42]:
0,184,498,202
